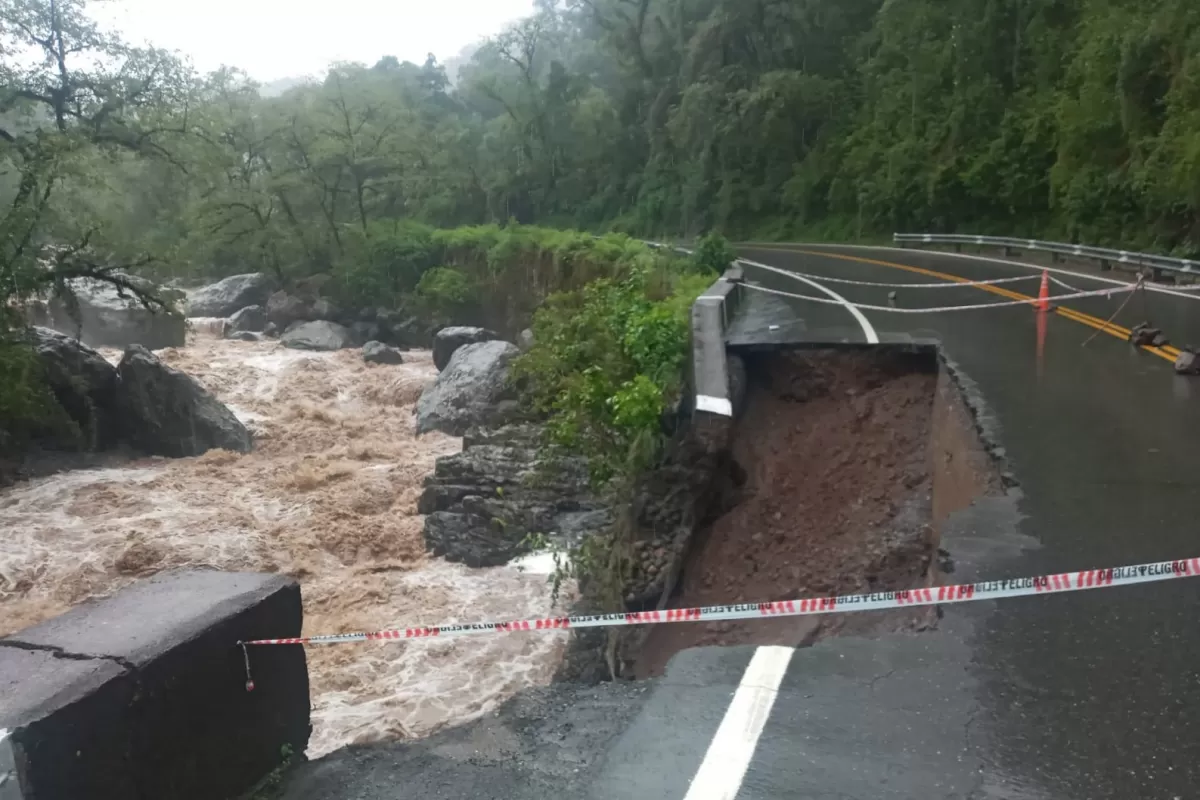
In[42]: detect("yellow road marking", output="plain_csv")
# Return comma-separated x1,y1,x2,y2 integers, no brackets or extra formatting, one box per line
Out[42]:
748,246,1179,364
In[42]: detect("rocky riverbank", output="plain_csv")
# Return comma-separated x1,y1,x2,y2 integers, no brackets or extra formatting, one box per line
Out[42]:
411,328,732,682
0,329,573,757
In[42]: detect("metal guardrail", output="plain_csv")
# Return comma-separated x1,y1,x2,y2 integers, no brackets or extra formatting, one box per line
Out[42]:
894,233,1199,279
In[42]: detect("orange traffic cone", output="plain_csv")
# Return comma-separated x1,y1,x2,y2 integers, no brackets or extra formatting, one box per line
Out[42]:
1036,270,1050,312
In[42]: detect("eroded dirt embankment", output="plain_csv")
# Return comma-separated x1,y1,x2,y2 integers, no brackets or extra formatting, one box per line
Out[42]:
0,334,570,757
636,348,1000,677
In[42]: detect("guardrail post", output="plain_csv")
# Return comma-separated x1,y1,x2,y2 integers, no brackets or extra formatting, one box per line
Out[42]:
1100,259,1112,271
1003,245,1015,257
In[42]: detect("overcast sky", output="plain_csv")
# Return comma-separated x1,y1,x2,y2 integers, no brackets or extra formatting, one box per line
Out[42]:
93,0,536,82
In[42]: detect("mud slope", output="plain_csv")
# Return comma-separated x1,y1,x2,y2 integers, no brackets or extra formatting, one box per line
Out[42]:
636,348,946,676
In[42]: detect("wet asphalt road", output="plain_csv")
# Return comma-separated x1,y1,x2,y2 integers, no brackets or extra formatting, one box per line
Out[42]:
735,244,1200,799
282,244,1200,800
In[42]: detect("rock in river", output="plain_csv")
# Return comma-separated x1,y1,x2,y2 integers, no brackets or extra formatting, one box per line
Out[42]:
44,275,185,350
415,340,520,436
267,291,312,330
420,423,610,567
281,320,354,352
115,345,252,457
186,273,273,318
433,326,500,371
227,305,267,334
27,327,119,450
362,341,405,365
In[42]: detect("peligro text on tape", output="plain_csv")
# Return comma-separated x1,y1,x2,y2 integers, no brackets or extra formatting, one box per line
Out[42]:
242,557,1200,648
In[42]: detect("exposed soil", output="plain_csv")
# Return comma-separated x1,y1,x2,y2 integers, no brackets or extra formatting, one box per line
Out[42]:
635,348,954,677
931,366,1005,537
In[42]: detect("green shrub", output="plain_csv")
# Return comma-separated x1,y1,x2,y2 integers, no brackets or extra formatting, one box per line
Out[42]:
416,266,476,323
513,260,711,486
692,231,737,274
0,335,55,454
511,258,711,613
330,220,438,309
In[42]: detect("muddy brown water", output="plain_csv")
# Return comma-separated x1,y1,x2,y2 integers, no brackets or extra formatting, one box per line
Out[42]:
0,331,571,757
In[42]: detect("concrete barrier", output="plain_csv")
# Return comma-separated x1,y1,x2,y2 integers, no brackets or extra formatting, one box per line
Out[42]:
691,264,744,452
0,570,309,799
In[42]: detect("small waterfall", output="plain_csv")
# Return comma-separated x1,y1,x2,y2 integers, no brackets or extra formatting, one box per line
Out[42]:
187,317,229,338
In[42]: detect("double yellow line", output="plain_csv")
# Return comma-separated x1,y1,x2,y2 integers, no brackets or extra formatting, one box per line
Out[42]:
749,246,1180,364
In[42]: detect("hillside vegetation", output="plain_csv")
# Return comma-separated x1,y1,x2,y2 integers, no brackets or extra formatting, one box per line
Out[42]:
2,0,1199,300
2,0,1200,443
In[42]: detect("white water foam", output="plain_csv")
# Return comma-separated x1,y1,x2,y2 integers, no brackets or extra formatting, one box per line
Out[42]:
0,333,572,758
187,317,230,338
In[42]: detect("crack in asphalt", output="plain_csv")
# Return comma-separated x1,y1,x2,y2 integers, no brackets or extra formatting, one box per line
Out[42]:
0,639,137,672
866,668,898,692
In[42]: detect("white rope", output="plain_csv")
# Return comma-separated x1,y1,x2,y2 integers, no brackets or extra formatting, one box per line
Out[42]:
1049,275,1084,294
750,271,1041,289
1146,281,1200,292
741,281,1136,314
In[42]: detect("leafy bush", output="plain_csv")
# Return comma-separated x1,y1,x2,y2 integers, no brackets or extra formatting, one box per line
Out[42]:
416,266,476,323
691,232,737,274
330,221,438,309
0,335,55,455
512,258,712,611
513,261,712,486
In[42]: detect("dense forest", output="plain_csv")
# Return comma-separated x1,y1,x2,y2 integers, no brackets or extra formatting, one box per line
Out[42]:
2,0,1200,296
0,0,1199,358
0,0,1198,304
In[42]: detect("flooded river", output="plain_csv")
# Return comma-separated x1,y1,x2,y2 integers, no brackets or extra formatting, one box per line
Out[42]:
0,330,569,757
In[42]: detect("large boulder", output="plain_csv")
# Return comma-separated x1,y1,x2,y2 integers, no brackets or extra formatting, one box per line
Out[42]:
350,320,382,346
186,273,273,318
310,298,341,322
228,331,265,343
26,327,119,450
281,320,354,351
419,423,609,567
424,512,514,568
266,291,314,330
115,345,252,457
227,305,267,334
433,327,500,371
45,276,185,350
377,311,427,349
416,341,520,436
362,341,405,365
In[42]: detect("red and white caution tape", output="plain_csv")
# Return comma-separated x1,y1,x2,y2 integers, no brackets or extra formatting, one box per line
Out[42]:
243,557,1200,648
740,280,1135,313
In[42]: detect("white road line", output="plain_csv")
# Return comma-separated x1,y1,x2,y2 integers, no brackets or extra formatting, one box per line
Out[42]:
737,257,880,343
684,646,795,800
696,394,734,416
684,252,875,800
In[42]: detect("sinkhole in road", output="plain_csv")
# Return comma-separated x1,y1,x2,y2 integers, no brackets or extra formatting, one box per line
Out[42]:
632,347,1004,677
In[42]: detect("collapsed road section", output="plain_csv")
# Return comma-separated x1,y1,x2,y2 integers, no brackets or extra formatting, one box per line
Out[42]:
274,342,1009,800
633,345,1004,676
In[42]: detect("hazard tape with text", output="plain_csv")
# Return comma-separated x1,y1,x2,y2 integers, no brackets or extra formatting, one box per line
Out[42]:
242,557,1200,647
